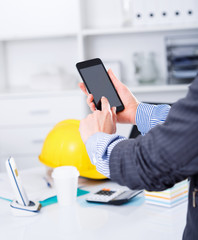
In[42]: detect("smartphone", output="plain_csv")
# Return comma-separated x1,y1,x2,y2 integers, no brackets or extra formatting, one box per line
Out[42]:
76,58,124,112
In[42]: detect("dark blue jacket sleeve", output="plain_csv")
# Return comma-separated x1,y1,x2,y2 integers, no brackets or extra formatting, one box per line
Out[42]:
109,76,198,191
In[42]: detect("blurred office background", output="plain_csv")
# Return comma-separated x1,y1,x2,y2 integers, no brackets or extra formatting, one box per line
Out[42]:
0,0,198,171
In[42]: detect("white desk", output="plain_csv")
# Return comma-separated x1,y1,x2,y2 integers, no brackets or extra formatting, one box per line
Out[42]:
0,167,187,240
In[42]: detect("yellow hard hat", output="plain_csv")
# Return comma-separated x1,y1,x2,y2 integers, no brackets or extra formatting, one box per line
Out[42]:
39,119,106,179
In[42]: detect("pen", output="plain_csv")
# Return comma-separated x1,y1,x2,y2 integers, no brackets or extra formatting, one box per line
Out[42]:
43,176,52,188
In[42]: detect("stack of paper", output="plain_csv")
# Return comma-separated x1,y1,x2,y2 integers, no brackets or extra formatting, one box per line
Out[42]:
144,180,188,207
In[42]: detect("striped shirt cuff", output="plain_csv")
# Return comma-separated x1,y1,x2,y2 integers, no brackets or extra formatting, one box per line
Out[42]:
86,132,126,178
151,104,171,128
136,103,170,135
136,103,155,134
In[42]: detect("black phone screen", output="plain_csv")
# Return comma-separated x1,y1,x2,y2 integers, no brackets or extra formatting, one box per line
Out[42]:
78,62,124,111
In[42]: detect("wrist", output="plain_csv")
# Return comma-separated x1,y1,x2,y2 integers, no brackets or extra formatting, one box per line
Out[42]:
131,101,140,125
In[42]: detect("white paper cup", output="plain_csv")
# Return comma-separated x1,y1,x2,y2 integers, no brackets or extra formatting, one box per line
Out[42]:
52,166,79,206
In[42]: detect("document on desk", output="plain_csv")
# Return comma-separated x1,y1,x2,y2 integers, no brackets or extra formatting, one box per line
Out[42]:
0,167,89,206
0,167,55,201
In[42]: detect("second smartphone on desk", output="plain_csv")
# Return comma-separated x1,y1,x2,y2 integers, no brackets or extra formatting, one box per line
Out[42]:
76,58,124,112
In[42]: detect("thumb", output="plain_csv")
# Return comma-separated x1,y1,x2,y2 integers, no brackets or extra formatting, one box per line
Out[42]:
101,96,111,112
111,106,117,122
111,106,116,115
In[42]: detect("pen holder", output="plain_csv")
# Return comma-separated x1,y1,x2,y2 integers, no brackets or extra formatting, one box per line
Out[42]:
10,200,41,216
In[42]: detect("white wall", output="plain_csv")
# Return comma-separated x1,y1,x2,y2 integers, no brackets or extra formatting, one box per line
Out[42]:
0,0,78,38
0,42,6,90
6,37,78,90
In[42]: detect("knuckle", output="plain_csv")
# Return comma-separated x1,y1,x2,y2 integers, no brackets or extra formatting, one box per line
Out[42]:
104,109,110,115
103,98,107,104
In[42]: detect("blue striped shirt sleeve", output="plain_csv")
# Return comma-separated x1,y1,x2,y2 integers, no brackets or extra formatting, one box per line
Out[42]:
136,103,171,135
85,133,126,178
85,103,171,177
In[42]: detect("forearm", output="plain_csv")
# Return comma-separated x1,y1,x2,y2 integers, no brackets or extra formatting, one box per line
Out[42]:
110,79,198,191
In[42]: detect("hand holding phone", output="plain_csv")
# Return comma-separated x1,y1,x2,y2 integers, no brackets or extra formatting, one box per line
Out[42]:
76,58,124,112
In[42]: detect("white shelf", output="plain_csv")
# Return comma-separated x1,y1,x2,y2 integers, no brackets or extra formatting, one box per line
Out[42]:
0,84,189,99
82,23,198,36
0,88,83,99
0,32,78,42
130,84,189,103
0,1,197,95
131,84,189,93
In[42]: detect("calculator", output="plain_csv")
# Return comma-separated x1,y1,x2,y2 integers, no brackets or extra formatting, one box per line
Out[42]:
86,188,143,205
